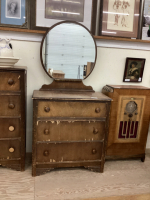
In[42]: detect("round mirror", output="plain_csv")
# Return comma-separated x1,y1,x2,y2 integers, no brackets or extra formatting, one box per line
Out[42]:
41,21,97,80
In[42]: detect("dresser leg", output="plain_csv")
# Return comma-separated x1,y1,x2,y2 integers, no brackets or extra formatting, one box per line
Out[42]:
141,156,145,162
85,166,101,173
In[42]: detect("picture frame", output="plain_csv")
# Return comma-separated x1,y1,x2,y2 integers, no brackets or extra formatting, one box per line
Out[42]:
100,0,141,38
142,0,150,40
123,57,146,83
0,0,30,29
30,0,97,34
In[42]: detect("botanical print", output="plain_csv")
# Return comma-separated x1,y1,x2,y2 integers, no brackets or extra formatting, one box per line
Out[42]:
6,0,21,19
107,0,135,32
45,0,84,22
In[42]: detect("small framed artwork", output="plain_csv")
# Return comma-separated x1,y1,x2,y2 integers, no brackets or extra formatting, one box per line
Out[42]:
0,0,30,29
100,0,141,38
30,0,97,33
123,58,146,83
142,0,150,40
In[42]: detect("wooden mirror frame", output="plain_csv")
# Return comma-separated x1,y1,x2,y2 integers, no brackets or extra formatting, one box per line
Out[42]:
40,20,97,81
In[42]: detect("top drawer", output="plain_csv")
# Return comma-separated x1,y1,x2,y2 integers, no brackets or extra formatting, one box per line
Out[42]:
0,72,21,91
37,101,107,118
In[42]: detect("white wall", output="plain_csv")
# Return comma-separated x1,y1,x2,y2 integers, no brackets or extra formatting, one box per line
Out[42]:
7,38,150,152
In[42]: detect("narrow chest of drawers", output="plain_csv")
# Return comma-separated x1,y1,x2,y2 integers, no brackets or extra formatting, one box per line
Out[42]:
0,68,26,171
32,91,111,176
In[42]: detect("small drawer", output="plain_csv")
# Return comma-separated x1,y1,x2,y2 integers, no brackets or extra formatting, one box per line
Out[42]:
0,72,21,91
0,118,20,138
0,95,21,116
37,101,107,118
0,140,21,159
37,121,105,142
36,142,102,162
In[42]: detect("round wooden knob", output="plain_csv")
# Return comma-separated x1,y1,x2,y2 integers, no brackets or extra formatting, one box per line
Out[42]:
92,149,97,154
44,107,50,112
43,150,49,156
8,103,15,109
93,128,98,134
95,108,100,113
8,79,14,85
9,147,15,153
44,129,49,135
9,126,15,132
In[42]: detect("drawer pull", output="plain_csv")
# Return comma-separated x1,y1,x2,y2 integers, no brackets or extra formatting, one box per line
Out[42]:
93,128,98,134
92,149,97,154
44,107,50,112
9,126,15,132
43,150,49,156
9,147,15,153
44,129,49,135
8,103,15,109
8,79,14,85
95,108,100,113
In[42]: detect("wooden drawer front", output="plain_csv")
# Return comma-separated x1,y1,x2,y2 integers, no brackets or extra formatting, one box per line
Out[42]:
37,101,107,118
0,95,21,116
0,118,20,138
37,121,105,142
0,140,20,159
36,142,102,162
0,72,21,91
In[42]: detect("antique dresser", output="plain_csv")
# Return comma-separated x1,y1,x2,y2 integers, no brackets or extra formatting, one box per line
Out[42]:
102,85,150,162
0,67,26,171
32,21,112,176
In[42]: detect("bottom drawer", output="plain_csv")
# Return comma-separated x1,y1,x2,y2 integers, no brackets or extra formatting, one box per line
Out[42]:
36,142,102,163
0,140,21,159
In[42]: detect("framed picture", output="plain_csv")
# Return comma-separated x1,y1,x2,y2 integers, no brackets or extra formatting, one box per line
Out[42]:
0,0,30,29
30,0,97,33
123,57,146,83
100,0,141,38
142,0,150,40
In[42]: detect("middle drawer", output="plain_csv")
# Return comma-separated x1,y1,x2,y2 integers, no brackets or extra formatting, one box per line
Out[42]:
36,121,105,142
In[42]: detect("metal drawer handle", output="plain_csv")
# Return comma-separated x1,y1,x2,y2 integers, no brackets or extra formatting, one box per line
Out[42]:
43,150,49,156
44,129,49,135
95,108,100,113
44,106,50,112
93,128,98,134
92,149,97,154
8,103,15,109
9,126,15,132
8,79,14,85
9,147,15,153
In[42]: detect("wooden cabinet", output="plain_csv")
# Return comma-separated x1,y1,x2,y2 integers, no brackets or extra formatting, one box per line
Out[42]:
102,85,150,161
32,90,111,176
0,68,26,171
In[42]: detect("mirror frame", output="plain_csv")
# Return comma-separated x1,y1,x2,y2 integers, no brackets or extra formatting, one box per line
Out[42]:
40,20,97,81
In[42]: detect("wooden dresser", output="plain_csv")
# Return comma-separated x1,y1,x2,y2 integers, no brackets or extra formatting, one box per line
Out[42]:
32,82,111,176
102,85,150,161
0,67,26,171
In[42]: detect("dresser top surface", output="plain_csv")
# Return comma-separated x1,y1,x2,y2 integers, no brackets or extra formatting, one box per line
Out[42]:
0,66,27,71
33,90,112,101
107,85,150,90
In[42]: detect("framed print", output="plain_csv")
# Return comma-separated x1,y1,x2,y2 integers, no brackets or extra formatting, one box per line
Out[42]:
31,0,97,33
142,0,150,40
100,0,141,38
0,0,30,29
123,58,146,83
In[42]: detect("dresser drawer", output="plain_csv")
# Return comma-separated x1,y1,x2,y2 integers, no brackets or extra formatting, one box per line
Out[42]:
37,101,107,118
0,72,21,91
36,121,105,142
0,118,20,138
0,140,21,159
36,142,102,162
0,95,21,116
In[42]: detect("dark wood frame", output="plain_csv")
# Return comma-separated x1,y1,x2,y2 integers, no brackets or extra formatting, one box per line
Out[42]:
30,0,97,34
123,57,146,83
100,0,141,38
40,20,97,81
0,0,30,29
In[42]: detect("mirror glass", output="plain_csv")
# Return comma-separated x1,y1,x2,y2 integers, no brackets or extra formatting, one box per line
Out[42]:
41,22,96,80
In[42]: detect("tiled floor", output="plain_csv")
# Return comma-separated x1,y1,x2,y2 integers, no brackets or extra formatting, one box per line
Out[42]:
0,152,150,200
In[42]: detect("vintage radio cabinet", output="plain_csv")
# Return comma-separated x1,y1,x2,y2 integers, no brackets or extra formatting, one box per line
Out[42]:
0,67,26,171
102,85,150,161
